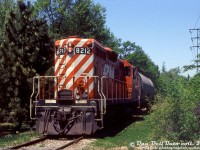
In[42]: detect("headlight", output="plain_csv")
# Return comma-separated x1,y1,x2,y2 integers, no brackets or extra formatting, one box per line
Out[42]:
76,94,80,100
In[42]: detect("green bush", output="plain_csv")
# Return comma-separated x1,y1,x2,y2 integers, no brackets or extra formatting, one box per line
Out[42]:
151,72,200,141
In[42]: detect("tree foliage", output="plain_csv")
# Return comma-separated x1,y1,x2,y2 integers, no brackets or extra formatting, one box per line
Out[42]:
183,54,200,72
118,40,136,59
33,0,120,48
126,46,159,86
33,0,73,39
0,0,16,42
0,1,53,128
116,40,159,86
152,69,200,141
157,67,181,95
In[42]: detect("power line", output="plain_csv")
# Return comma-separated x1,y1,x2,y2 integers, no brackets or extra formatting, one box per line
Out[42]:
194,14,200,28
189,28,200,73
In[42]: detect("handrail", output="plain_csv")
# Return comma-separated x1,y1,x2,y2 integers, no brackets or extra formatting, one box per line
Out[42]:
101,76,108,114
30,76,58,120
30,77,36,119
100,76,133,114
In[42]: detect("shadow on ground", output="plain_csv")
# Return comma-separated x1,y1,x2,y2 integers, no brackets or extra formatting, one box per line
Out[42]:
93,107,148,138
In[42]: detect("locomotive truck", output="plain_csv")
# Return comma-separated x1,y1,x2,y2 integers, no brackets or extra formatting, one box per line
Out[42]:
30,36,155,135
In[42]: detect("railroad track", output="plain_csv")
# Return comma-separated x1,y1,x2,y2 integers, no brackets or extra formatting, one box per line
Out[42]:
7,136,83,150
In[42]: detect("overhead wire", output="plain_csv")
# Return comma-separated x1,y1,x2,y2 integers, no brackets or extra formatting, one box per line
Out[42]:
194,14,200,29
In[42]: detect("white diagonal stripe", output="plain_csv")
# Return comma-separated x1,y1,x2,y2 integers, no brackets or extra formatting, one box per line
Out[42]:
58,39,89,90
66,54,94,89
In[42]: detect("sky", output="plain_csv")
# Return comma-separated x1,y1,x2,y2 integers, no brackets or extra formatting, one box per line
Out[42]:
93,0,200,76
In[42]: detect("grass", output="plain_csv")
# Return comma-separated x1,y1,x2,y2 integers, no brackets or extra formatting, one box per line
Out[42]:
92,114,154,149
0,110,155,149
0,131,41,148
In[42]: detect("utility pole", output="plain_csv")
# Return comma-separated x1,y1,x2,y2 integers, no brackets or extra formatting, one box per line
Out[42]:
189,28,200,73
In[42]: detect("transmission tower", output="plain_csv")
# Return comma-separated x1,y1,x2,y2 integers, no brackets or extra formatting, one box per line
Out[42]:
189,28,200,73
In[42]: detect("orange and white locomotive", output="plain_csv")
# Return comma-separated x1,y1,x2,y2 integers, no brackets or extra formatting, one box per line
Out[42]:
30,36,154,135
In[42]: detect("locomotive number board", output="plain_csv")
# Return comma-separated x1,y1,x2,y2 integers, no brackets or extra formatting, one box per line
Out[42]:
74,47,91,54
56,47,66,55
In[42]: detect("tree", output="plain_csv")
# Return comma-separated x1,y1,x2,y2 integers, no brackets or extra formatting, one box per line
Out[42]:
33,0,73,39
0,0,16,42
183,54,200,73
157,67,181,96
0,1,53,128
0,0,16,123
152,70,200,141
33,0,120,48
161,62,166,73
118,40,136,59
115,40,159,87
127,46,159,86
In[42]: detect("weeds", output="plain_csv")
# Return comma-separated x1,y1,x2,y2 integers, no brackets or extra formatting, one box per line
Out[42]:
0,131,40,148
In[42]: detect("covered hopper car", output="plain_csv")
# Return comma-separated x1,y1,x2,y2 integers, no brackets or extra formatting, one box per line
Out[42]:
30,36,154,135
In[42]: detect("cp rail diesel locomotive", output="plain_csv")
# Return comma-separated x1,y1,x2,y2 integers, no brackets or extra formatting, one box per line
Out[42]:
30,36,155,135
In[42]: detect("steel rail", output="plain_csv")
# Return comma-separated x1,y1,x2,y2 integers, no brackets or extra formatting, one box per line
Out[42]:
55,136,83,150
8,136,47,149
